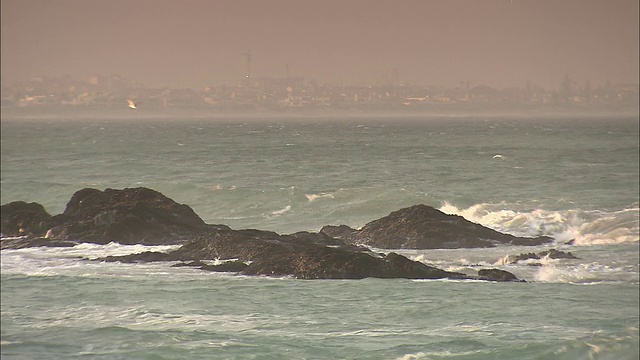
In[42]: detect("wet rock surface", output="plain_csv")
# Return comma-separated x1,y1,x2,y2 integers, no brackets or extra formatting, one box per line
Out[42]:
0,201,61,238
478,268,525,282
2,187,540,281
321,204,554,249
2,187,215,246
97,227,473,280
498,249,579,265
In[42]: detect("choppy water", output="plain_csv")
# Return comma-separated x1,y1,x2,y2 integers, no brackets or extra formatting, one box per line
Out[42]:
1,113,639,359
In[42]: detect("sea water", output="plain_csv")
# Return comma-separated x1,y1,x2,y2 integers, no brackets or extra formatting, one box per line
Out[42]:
1,112,638,359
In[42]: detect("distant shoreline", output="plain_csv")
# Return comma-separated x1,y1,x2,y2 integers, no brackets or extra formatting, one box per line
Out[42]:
1,103,638,121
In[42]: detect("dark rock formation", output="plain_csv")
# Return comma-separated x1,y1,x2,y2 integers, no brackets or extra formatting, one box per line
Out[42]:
478,268,524,282
2,188,532,281
321,204,553,249
498,249,579,265
320,224,360,242
43,187,215,245
202,260,250,273
1,201,61,237
96,227,472,280
171,260,250,273
0,237,78,250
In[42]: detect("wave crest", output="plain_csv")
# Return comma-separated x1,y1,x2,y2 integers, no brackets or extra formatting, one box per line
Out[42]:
439,202,639,246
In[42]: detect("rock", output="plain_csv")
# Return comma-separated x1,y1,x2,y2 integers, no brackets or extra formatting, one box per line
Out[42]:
171,260,250,273
497,249,579,265
44,187,213,245
0,237,78,250
319,224,359,242
322,204,553,249
1,189,536,282
201,260,249,273
100,251,176,263
96,227,468,280
290,230,346,246
477,268,524,282
542,249,578,259
382,252,466,279
171,260,207,267
1,201,61,237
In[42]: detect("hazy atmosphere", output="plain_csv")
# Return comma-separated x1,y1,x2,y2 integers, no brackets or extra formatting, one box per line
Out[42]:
2,0,638,89
2,1,639,359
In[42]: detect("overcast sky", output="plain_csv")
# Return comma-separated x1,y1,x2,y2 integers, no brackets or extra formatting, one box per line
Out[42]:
1,0,638,90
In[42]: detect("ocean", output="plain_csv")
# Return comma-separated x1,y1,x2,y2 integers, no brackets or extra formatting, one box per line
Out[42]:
1,111,639,359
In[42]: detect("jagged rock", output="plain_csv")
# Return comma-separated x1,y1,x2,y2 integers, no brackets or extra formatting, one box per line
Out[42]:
96,227,468,280
1,188,531,282
1,201,61,237
44,187,215,245
478,268,524,282
321,204,553,249
542,249,579,259
497,249,579,265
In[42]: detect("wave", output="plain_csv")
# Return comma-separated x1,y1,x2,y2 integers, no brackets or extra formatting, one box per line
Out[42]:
305,192,335,201
268,205,292,216
439,202,639,246
534,263,628,284
0,242,183,277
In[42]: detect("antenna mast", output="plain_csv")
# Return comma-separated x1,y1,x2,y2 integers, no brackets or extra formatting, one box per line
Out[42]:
241,49,253,82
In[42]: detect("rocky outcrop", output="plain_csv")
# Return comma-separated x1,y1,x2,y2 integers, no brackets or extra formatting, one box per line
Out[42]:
2,189,553,251
478,268,524,282
2,187,541,281
41,187,215,245
321,205,553,249
97,227,475,280
496,249,579,265
0,201,61,238
0,237,78,250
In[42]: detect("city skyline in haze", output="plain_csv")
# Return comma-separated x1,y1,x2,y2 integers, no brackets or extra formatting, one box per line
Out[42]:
2,0,638,90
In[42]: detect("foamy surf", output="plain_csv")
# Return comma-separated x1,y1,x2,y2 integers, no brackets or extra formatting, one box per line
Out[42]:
305,192,335,201
268,205,292,216
439,202,639,246
533,262,634,284
0,242,183,277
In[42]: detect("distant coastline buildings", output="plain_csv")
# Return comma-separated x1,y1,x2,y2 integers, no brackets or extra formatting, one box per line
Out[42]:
1,73,637,113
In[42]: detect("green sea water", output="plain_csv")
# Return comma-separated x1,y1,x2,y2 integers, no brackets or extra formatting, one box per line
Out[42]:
1,113,638,359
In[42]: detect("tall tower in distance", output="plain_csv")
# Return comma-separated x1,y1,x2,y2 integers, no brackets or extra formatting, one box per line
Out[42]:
241,50,253,84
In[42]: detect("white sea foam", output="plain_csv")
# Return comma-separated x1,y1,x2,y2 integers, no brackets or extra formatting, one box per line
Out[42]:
533,262,631,284
439,202,639,246
0,242,182,277
305,192,335,201
269,205,292,216
396,352,427,360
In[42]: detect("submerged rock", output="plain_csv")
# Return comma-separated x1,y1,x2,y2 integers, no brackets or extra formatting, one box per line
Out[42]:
321,204,554,249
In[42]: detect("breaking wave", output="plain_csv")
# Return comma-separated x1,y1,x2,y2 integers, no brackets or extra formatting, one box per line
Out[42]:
439,202,639,246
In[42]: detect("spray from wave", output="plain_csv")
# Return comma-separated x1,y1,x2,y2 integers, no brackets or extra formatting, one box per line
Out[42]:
439,202,639,246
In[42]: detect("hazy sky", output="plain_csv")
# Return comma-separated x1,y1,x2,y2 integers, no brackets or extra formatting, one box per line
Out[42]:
1,0,638,89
